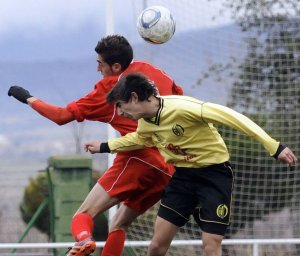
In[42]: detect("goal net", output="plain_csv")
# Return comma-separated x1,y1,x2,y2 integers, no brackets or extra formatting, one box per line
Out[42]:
124,0,300,255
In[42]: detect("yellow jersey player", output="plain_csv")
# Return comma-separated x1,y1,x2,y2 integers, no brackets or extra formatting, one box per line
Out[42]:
85,73,297,256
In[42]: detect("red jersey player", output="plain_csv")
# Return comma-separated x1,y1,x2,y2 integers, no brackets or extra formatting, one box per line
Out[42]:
8,35,183,256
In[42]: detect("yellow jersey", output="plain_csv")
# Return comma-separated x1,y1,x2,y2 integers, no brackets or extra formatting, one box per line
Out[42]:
108,95,280,168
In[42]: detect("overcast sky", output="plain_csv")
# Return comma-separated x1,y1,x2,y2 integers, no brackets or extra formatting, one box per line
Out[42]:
0,0,105,36
0,0,232,38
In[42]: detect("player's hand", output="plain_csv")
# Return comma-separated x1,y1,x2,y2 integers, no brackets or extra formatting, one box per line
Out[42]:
277,147,297,167
84,141,101,154
8,86,33,104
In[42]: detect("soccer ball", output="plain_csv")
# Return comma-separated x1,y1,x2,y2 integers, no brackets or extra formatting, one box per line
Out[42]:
137,5,176,44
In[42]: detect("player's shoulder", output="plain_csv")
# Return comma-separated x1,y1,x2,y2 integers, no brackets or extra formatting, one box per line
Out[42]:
161,96,205,118
126,60,161,72
95,76,118,90
161,95,204,104
123,60,173,81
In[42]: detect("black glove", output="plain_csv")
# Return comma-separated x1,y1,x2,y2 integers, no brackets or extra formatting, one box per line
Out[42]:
8,86,33,104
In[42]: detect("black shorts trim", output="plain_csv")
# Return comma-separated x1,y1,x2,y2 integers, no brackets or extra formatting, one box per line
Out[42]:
158,202,189,227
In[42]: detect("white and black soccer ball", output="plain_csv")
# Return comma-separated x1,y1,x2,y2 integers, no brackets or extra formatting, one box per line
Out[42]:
137,5,176,44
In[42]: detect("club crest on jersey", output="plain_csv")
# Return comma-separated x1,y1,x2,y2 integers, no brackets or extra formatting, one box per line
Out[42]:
172,124,184,136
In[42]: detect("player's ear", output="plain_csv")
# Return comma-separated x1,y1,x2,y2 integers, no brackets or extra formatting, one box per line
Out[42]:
131,92,139,103
111,63,122,73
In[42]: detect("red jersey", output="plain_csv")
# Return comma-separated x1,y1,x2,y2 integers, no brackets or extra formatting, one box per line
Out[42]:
30,60,182,213
66,60,183,135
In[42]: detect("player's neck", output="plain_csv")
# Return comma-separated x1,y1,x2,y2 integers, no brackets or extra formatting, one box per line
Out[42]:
143,96,160,118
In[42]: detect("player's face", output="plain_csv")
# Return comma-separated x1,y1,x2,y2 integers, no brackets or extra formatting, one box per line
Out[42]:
96,56,114,77
116,100,144,121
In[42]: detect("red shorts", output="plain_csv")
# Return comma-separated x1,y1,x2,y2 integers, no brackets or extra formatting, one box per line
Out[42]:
98,147,175,213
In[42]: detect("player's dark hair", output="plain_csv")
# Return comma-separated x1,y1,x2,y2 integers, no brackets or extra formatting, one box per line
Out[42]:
95,35,133,71
106,73,158,103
